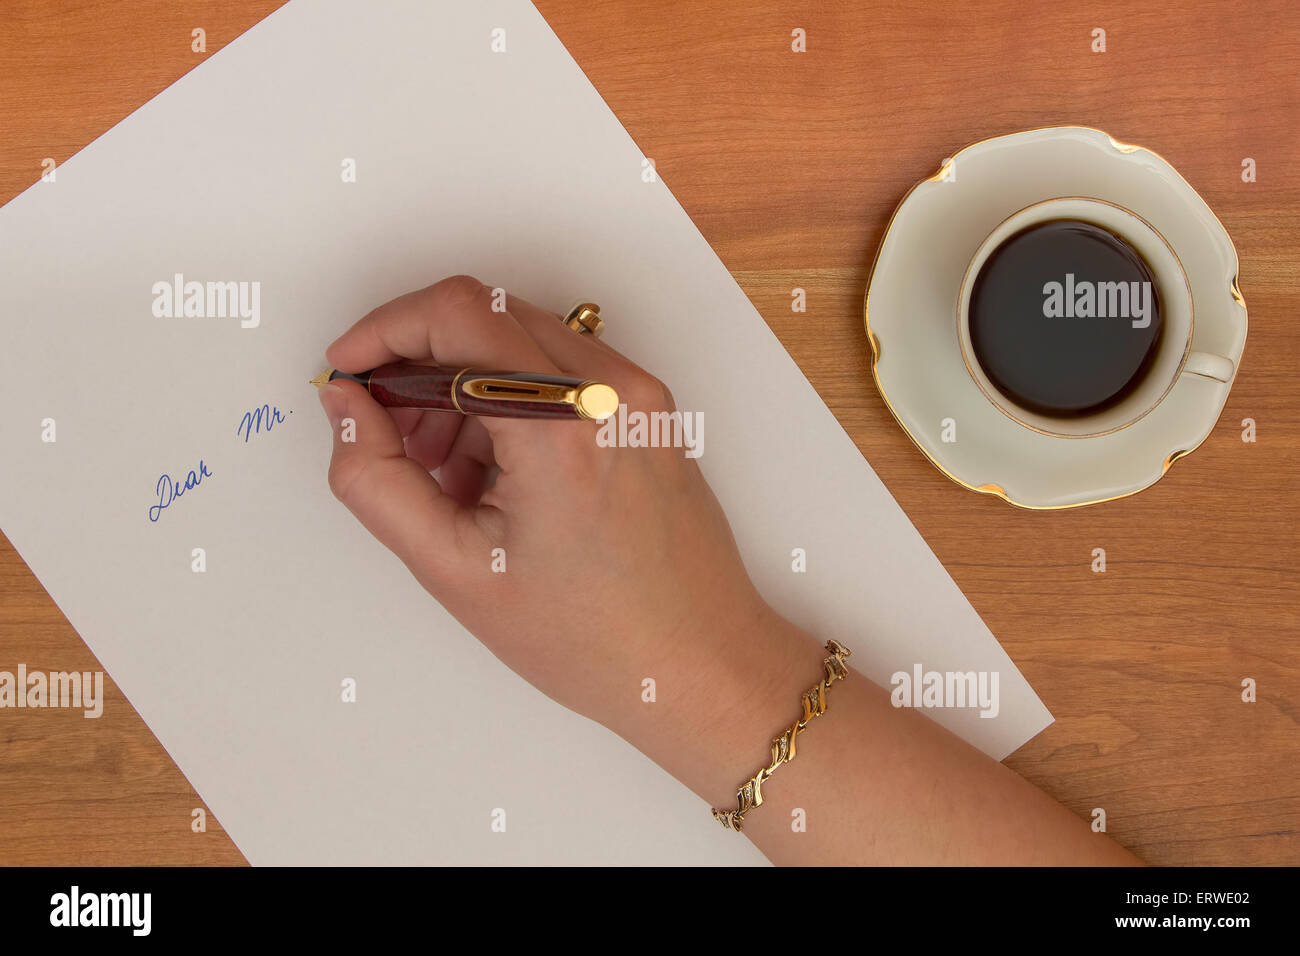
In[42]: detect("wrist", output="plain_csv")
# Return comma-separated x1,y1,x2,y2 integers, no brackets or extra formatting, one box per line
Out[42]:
603,600,825,811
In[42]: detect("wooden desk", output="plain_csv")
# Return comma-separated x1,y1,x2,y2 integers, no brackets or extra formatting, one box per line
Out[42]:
1,0,1296,865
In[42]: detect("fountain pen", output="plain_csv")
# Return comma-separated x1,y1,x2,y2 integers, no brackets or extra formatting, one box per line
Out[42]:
310,363,618,421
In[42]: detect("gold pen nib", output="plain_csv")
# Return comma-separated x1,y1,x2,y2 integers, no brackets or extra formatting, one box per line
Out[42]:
309,369,334,387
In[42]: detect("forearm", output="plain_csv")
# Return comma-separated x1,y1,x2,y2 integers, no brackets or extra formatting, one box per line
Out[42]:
606,609,1141,866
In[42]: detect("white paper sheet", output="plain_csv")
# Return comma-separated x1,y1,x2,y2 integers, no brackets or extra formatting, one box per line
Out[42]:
0,0,1052,864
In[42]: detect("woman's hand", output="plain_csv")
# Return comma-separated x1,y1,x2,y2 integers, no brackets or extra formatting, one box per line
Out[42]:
316,275,814,746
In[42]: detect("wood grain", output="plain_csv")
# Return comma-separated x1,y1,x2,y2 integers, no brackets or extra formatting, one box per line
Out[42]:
1,0,1296,865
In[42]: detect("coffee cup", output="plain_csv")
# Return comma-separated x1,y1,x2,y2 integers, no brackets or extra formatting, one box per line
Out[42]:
956,197,1236,438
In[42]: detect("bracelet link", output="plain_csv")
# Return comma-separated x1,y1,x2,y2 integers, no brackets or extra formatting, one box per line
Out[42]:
711,640,851,832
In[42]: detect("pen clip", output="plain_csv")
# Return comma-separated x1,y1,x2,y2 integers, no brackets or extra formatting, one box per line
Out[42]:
461,376,580,406
460,374,618,421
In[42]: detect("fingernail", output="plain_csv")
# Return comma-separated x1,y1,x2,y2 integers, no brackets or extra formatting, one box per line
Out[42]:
316,382,346,427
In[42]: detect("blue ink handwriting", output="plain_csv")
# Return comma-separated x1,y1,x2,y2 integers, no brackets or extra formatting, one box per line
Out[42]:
148,460,212,522
236,404,286,443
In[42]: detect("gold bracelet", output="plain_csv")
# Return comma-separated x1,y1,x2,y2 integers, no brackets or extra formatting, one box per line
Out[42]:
711,639,852,831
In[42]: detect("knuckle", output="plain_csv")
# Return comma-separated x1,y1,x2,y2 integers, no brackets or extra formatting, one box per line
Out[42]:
327,454,370,503
619,371,674,411
425,274,486,311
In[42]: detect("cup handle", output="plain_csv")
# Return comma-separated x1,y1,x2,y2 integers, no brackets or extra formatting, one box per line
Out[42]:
1182,350,1236,384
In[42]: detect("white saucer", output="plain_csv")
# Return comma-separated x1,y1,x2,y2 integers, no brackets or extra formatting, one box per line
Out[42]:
864,126,1248,509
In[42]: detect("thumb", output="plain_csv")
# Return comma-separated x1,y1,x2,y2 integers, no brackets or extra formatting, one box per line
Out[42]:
317,379,479,583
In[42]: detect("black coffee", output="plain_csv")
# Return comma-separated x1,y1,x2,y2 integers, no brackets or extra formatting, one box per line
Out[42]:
968,219,1163,417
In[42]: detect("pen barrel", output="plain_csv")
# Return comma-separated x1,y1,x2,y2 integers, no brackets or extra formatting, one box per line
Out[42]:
365,364,589,419
365,364,461,412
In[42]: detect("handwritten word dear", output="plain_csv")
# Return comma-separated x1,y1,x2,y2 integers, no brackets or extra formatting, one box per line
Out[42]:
148,460,212,522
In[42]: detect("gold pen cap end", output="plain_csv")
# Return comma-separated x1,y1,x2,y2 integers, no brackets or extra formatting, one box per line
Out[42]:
575,383,619,421
309,369,334,387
